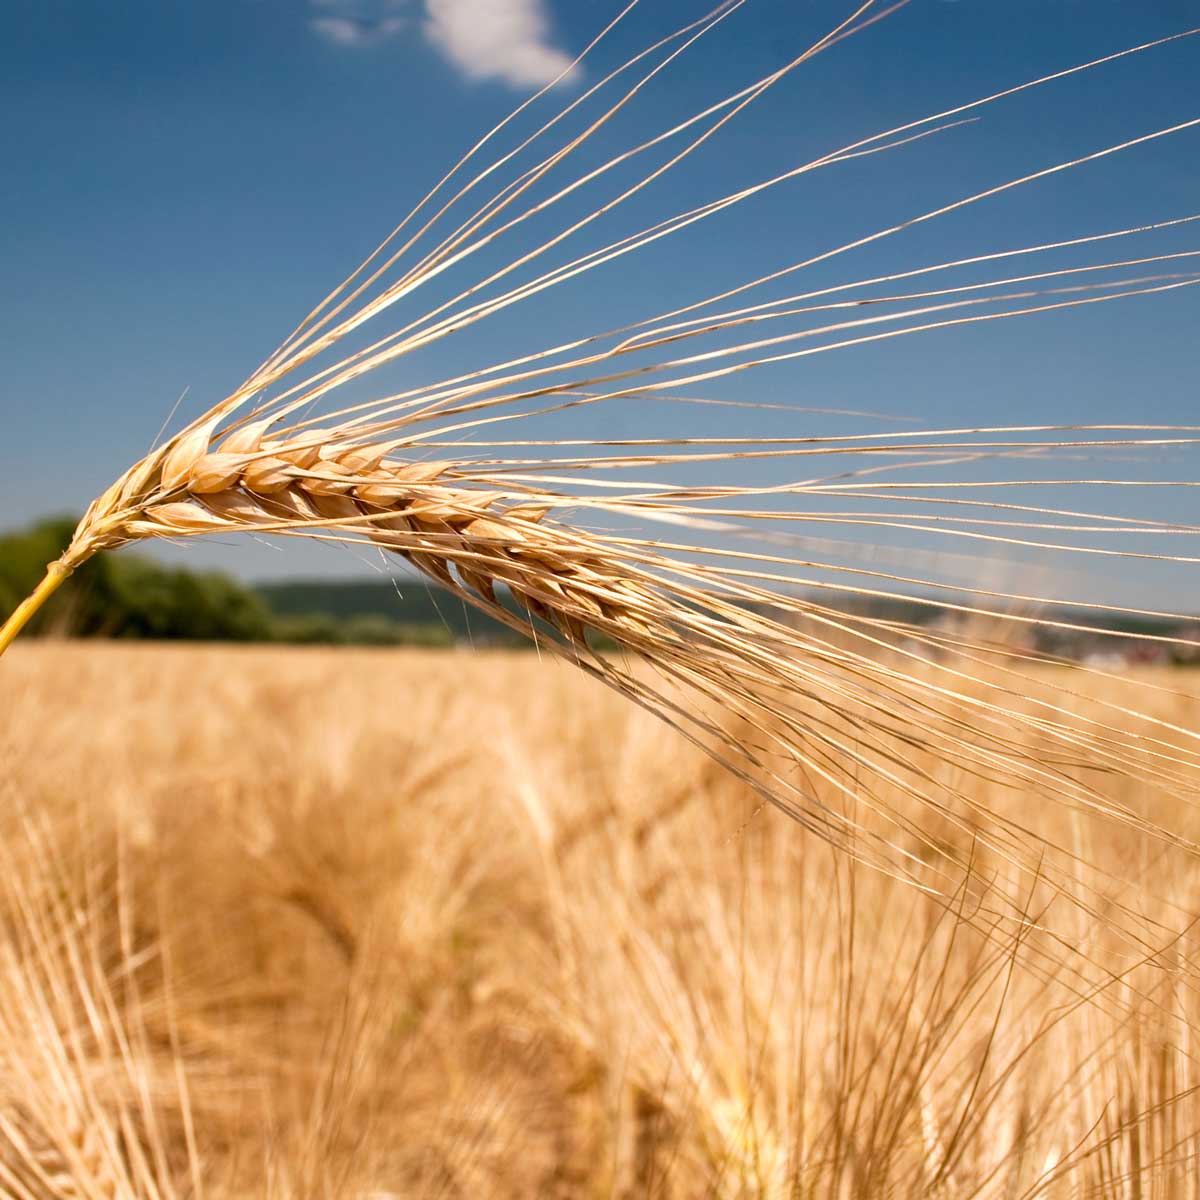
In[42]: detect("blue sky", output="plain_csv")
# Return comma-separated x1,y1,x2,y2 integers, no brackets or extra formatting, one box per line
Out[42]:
1,0,1197,596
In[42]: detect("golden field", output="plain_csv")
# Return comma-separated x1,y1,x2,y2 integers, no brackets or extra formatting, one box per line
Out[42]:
3,643,1200,1198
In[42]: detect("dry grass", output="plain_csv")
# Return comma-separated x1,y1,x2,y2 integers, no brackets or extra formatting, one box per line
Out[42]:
3,641,1200,1197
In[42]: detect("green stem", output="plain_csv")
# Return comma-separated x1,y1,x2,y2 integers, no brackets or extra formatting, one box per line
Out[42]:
0,562,73,659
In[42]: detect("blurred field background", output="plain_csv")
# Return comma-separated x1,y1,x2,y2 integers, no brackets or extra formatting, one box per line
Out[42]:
4,641,1200,1197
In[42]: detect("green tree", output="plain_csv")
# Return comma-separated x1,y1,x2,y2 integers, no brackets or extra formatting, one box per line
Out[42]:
0,517,272,642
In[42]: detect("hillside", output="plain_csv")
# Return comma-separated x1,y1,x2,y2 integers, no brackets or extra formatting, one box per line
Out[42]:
257,577,529,645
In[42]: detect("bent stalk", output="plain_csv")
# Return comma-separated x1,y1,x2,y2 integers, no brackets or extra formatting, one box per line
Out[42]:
0,562,73,659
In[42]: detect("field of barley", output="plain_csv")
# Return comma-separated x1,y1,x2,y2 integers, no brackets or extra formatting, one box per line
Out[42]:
2,642,1199,1198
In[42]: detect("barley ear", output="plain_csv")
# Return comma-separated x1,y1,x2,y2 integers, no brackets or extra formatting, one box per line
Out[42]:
0,562,74,659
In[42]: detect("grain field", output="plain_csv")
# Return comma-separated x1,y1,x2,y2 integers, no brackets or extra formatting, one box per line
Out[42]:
2,643,1200,1197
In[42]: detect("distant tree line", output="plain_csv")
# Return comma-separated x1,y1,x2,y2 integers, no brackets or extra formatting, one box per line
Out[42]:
0,517,453,647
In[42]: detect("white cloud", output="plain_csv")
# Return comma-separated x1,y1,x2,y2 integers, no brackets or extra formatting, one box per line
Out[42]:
306,0,575,89
423,0,576,89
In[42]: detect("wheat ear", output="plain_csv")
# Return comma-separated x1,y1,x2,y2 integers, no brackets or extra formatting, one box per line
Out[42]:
49,421,666,656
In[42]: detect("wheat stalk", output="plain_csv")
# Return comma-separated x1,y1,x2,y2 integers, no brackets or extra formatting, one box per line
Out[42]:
3,2,1199,951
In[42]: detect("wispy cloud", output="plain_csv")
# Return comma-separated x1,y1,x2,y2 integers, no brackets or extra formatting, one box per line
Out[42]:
308,0,408,49
423,0,576,89
309,14,407,47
